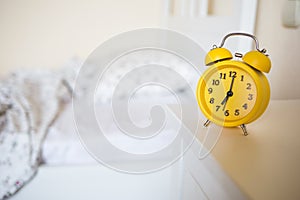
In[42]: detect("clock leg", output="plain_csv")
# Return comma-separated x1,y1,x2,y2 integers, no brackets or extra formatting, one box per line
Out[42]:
240,124,248,136
204,119,211,127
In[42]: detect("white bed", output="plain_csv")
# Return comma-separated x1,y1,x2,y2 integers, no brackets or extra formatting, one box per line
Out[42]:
12,100,248,200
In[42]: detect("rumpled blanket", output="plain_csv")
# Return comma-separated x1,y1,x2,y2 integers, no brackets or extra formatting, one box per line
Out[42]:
0,54,195,199
0,70,72,199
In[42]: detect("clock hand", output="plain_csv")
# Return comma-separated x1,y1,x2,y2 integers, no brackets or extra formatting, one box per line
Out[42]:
228,75,236,93
221,96,229,111
221,96,228,105
221,76,236,111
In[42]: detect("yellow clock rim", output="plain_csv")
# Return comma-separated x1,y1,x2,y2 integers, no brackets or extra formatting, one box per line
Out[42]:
196,60,270,127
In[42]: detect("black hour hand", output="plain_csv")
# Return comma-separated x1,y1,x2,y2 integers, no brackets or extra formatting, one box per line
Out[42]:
221,95,229,106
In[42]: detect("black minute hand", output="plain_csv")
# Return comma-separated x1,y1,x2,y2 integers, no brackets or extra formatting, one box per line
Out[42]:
228,75,235,93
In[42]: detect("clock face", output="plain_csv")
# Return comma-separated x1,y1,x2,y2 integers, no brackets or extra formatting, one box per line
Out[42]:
197,63,258,126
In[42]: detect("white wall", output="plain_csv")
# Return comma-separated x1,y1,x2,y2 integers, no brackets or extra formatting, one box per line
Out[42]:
0,0,161,74
0,0,299,99
255,0,300,99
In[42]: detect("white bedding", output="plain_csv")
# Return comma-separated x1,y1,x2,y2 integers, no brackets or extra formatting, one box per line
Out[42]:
1,52,198,198
0,70,72,199
42,103,96,165
41,99,188,165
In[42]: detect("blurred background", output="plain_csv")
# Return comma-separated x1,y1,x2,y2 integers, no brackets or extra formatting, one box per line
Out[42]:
0,0,299,99
1,1,300,199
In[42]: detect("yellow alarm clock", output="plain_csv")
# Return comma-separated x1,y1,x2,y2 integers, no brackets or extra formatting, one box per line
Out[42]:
196,33,271,135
